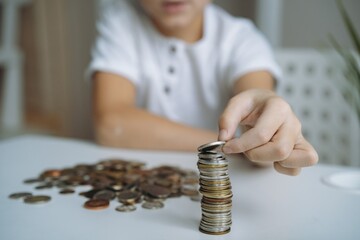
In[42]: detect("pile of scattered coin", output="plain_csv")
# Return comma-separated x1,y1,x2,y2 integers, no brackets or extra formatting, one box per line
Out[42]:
9,159,201,212
197,141,232,235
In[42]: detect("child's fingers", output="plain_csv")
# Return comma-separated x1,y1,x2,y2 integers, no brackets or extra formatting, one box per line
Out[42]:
220,96,292,154
242,116,301,162
218,93,254,141
277,136,319,168
273,162,301,176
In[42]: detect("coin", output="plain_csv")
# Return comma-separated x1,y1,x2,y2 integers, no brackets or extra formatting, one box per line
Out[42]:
109,184,123,192
199,226,231,235
93,189,115,200
83,199,109,210
141,184,171,199
181,186,200,196
41,169,61,178
190,194,202,202
13,158,201,215
141,201,164,210
9,192,32,199
117,190,141,205
182,176,199,185
115,204,136,212
23,178,42,184
198,141,226,153
35,183,53,190
24,195,51,204
79,189,102,198
59,188,75,194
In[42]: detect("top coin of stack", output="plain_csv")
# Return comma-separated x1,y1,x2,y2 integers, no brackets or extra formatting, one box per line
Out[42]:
197,141,232,235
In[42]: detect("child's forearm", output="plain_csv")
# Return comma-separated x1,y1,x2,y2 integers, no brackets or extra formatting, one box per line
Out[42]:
94,107,217,152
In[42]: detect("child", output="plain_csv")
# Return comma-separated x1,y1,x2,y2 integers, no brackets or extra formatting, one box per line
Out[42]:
87,0,318,176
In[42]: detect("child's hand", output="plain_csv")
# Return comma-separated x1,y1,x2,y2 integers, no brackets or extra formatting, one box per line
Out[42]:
218,89,318,176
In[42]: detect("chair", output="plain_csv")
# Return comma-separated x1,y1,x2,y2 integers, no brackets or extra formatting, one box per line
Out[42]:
275,49,360,167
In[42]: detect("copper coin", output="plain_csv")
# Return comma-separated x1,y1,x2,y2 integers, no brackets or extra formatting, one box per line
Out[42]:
24,195,51,204
83,199,109,210
9,192,32,199
115,204,136,212
41,169,61,178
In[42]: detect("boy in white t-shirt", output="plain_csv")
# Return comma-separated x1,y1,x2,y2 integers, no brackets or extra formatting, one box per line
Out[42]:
88,0,318,176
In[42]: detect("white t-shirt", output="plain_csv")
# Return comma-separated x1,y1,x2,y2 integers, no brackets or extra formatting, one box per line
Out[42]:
87,0,282,131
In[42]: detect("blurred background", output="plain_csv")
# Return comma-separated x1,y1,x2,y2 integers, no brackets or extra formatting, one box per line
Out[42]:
0,0,359,166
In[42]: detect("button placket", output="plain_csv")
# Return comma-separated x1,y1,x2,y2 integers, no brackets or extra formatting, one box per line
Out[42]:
163,43,178,95
170,45,177,54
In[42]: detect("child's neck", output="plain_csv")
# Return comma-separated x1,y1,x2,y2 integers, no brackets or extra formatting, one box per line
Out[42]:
153,14,204,43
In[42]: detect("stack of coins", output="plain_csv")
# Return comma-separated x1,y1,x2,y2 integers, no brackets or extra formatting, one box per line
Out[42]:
197,141,232,235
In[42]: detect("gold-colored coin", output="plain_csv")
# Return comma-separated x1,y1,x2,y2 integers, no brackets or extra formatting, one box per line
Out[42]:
9,192,32,199
24,195,51,204
59,188,75,194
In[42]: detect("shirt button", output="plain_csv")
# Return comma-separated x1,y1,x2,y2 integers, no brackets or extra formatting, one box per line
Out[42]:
168,66,175,74
164,86,171,94
170,46,176,54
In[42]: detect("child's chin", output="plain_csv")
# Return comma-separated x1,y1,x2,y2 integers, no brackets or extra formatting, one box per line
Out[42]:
161,16,192,29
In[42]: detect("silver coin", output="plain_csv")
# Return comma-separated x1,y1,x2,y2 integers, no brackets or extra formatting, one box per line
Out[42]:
141,201,164,210
199,224,231,232
115,204,136,212
198,175,229,181
198,141,226,153
190,194,202,202
198,158,227,164
198,152,225,160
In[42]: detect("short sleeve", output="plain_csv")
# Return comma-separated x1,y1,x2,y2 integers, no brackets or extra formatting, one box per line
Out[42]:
225,20,282,89
85,0,140,85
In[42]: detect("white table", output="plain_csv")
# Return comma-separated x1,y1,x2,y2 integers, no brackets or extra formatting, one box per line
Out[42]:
0,135,359,240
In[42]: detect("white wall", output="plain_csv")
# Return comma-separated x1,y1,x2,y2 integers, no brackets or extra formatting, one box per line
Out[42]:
281,0,360,49
213,0,256,19
215,0,360,50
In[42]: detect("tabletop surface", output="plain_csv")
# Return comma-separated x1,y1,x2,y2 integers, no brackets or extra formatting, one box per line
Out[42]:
0,135,359,240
